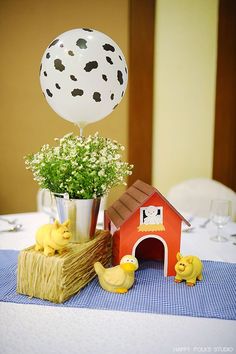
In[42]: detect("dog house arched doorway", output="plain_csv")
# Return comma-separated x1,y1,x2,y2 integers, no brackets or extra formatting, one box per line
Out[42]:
132,235,168,276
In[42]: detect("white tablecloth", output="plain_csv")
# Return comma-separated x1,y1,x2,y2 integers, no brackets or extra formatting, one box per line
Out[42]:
0,212,236,354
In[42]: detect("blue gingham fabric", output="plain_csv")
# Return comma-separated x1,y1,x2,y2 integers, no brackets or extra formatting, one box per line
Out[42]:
0,250,235,320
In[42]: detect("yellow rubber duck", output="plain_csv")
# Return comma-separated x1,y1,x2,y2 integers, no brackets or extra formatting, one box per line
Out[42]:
94,255,139,293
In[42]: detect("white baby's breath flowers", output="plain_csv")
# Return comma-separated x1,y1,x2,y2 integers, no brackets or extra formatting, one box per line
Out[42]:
24,132,133,199
98,170,105,177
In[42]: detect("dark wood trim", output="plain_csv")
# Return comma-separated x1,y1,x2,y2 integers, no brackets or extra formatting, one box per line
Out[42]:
128,0,155,185
213,0,236,191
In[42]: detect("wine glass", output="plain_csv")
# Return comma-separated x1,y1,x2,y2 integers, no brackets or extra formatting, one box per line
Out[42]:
210,199,232,242
38,189,57,223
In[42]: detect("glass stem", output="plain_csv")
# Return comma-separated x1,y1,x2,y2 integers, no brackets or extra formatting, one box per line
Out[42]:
217,225,223,241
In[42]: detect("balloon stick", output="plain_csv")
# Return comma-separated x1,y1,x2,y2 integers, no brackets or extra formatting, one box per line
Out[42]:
75,123,85,137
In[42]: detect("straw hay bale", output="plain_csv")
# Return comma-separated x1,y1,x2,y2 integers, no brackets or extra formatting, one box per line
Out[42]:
17,229,112,303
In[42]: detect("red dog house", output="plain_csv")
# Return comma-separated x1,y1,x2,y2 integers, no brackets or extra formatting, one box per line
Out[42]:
105,180,190,276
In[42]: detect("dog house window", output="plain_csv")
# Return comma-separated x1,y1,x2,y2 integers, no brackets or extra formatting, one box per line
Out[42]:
140,206,163,225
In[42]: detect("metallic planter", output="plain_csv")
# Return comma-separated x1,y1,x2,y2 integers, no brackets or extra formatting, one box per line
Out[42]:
54,193,101,243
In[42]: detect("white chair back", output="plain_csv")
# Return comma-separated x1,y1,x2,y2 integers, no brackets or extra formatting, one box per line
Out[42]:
167,178,236,220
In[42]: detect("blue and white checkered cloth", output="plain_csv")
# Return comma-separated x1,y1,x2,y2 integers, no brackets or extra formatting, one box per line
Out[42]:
0,250,235,320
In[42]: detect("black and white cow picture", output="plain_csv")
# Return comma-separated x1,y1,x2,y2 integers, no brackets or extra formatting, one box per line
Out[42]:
39,28,128,124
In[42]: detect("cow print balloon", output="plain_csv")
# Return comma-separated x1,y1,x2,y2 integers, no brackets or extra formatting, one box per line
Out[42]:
40,28,128,126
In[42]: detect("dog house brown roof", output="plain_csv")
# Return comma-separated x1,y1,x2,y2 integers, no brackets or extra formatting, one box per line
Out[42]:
107,179,190,229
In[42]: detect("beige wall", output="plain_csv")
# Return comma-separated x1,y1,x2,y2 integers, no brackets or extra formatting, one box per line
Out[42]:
0,0,129,214
152,0,219,195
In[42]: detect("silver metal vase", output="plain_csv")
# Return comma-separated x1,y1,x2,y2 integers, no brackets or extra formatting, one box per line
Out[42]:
53,193,101,243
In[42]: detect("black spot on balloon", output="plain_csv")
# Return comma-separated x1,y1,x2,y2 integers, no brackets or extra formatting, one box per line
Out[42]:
84,61,98,72
76,38,87,49
125,67,128,74
83,28,93,32
121,91,124,97
55,83,61,89
117,70,123,85
71,89,84,97
60,43,64,48
49,39,59,48
113,104,118,110
44,71,47,77
46,52,50,59
106,56,113,65
119,55,122,61
110,93,114,100
102,74,108,81
68,50,74,56
70,75,77,81
46,89,53,97
54,59,65,72
103,43,115,52
93,92,101,102
39,64,42,75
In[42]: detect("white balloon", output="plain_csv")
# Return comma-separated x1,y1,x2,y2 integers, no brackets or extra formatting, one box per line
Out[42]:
40,28,128,126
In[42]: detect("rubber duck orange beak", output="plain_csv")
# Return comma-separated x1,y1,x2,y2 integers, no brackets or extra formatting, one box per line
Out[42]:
121,263,137,272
